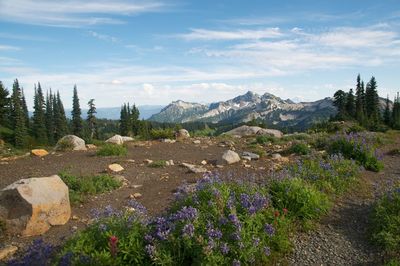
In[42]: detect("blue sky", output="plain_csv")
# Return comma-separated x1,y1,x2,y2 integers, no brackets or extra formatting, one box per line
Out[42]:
0,0,400,108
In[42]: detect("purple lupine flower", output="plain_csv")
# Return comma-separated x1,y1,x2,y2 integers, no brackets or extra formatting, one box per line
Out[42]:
145,244,156,258
264,223,275,236
144,234,154,243
252,237,260,246
228,213,241,230
182,223,195,237
207,223,222,239
170,206,198,221
264,246,271,256
220,242,230,254
127,199,148,215
219,217,228,225
231,232,241,241
154,217,173,240
99,223,107,232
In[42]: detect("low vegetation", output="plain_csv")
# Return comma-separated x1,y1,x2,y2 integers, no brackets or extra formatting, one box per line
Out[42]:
96,144,128,157
287,142,311,155
150,128,175,140
371,185,400,260
148,160,167,168
59,171,122,204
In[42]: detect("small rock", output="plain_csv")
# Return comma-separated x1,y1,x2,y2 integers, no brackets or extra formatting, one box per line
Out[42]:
144,159,153,164
271,153,282,159
222,150,241,164
131,184,143,189
71,226,78,232
130,193,142,199
181,162,208,173
165,160,174,166
216,165,224,169
201,160,207,165
242,156,252,161
161,139,176,143
193,140,201,144
31,149,49,157
0,246,18,261
85,144,97,149
113,175,129,186
242,151,260,160
244,164,251,168
126,159,135,163
71,215,79,220
108,163,124,173
175,129,190,140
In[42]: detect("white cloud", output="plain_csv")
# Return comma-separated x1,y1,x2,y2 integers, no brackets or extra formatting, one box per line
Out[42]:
88,31,119,43
0,44,20,51
178,28,283,41
0,0,165,27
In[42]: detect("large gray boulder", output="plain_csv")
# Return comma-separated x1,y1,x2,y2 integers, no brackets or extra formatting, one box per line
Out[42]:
55,135,87,151
224,125,283,138
106,135,134,145
222,150,241,164
0,175,71,236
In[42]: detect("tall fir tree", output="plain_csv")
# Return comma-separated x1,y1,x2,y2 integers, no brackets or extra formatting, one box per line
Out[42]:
393,93,400,129
71,85,83,137
21,88,30,130
345,88,355,119
130,104,140,135
0,81,10,128
333,90,348,120
45,90,55,144
86,99,98,140
53,91,68,141
119,104,129,136
355,74,366,124
383,95,392,126
11,79,28,147
365,76,380,124
32,83,47,144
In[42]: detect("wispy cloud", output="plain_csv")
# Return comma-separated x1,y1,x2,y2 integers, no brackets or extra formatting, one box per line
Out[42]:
88,31,119,43
0,44,20,51
0,0,166,27
177,28,283,41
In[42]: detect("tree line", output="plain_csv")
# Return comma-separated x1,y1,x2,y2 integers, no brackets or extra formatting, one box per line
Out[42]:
332,74,400,130
0,79,98,147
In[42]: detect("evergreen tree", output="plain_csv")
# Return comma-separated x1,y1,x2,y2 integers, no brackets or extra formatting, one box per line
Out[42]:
32,83,47,144
119,104,129,136
21,88,30,130
138,120,151,139
86,99,98,140
355,74,366,124
333,90,347,120
130,104,140,135
53,91,68,141
11,79,28,147
345,88,355,119
365,76,380,123
45,90,55,144
0,81,10,127
393,93,400,129
383,95,392,126
71,85,83,137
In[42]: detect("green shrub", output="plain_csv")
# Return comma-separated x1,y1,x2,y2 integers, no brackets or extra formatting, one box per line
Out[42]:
270,178,330,222
55,138,74,151
59,172,122,204
97,144,127,156
256,135,277,145
371,186,400,252
328,132,384,172
288,142,311,155
192,128,215,137
148,160,167,168
150,128,175,140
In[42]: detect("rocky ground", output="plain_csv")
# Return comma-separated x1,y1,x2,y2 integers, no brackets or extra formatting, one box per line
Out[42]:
0,136,288,254
286,135,400,266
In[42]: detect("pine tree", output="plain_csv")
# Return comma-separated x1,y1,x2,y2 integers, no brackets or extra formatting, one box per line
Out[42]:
393,93,400,129
0,81,10,127
119,104,129,136
32,83,47,144
333,90,347,120
355,74,366,124
21,88,30,130
86,99,98,140
138,120,150,139
130,104,140,135
345,88,355,119
53,91,68,141
11,79,28,147
45,90,55,144
383,95,392,126
365,76,380,124
71,85,83,137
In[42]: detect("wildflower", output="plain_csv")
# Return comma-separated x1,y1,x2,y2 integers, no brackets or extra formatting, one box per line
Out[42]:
220,242,230,254
99,223,107,232
263,246,271,256
232,259,241,266
145,244,156,258
182,223,195,237
283,208,288,215
274,210,280,217
264,223,275,236
109,235,118,258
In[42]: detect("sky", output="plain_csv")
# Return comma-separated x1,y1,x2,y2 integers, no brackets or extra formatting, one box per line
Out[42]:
0,0,400,109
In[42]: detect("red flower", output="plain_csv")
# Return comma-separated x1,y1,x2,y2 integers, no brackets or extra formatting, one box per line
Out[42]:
274,210,280,217
283,208,288,215
109,235,119,258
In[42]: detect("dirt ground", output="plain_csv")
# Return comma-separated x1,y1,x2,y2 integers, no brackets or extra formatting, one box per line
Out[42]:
0,137,280,250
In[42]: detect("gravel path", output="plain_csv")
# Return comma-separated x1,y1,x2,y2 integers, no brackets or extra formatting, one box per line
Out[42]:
287,138,400,266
